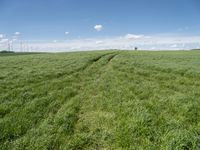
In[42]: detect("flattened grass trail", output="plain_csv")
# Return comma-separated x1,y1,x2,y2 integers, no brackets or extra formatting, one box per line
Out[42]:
1,50,200,149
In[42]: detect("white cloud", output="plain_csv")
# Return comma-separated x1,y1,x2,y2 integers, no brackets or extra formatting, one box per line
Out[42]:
94,25,103,32
125,34,144,40
14,32,20,35
12,39,17,42
0,39,9,43
0,34,4,39
95,40,103,44
171,44,177,48
5,34,200,52
65,32,69,35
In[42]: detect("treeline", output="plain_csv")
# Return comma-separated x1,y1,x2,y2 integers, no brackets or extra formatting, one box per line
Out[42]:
0,50,15,53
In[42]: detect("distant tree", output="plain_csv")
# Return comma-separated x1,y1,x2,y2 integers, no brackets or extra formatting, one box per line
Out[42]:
134,47,138,51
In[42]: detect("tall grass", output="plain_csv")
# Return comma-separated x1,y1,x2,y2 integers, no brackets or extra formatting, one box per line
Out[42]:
0,50,200,149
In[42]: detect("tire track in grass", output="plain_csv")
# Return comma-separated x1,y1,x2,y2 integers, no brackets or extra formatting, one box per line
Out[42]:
70,53,200,149
0,52,117,97
0,53,107,100
0,52,115,119
68,52,200,149
20,52,121,149
107,53,118,63
59,53,120,149
40,52,120,148
1,52,118,149
0,54,104,142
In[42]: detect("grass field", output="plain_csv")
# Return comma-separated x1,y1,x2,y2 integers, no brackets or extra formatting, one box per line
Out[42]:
1,50,200,149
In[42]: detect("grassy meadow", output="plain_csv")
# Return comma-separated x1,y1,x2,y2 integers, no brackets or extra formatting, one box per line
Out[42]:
1,50,200,149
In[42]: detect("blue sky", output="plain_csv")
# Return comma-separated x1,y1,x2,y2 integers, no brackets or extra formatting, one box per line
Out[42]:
0,0,200,51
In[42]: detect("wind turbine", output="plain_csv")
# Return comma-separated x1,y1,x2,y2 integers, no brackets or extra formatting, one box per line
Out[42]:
0,34,9,51
14,32,21,52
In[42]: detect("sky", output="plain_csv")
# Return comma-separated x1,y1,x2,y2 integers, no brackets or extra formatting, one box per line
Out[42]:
0,0,200,51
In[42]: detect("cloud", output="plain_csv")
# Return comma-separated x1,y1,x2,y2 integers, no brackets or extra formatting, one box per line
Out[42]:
0,34,4,39
65,32,69,35
125,34,144,40
4,34,200,52
171,44,177,48
0,38,9,43
95,40,104,44
14,32,20,36
12,39,17,42
94,25,103,32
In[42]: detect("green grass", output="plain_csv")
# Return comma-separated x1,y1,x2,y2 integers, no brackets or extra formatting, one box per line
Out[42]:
1,50,200,149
